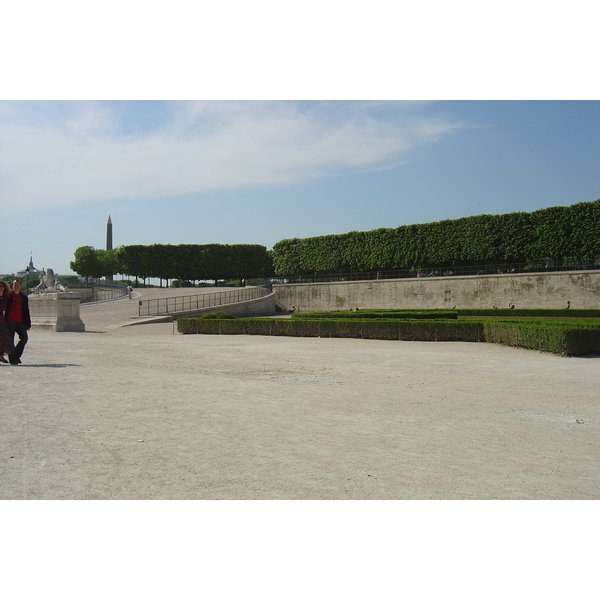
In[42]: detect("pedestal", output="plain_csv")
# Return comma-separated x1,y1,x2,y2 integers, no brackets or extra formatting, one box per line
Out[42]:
29,292,86,332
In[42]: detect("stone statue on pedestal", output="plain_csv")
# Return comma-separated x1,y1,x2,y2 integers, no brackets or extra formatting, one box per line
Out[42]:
31,268,65,294
28,268,84,331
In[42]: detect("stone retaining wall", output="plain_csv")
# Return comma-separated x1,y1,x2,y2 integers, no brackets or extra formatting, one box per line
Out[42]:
275,270,600,312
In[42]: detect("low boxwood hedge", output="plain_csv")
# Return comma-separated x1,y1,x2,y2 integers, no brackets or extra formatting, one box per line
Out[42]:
178,315,600,356
292,310,458,320
457,308,600,318
178,317,481,341
481,321,600,355
197,311,235,320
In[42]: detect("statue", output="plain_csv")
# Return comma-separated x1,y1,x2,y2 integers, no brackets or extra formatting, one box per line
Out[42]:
45,268,56,290
28,269,84,331
31,272,46,294
31,268,64,294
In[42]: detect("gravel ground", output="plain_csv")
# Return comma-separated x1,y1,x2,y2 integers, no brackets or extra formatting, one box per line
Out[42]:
1,287,599,499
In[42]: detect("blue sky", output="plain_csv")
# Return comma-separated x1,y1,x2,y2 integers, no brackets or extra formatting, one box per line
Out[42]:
1,100,599,277
2,3,598,279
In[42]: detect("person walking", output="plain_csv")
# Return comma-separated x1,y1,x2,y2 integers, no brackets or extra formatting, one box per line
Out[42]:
0,280,15,363
4,279,31,365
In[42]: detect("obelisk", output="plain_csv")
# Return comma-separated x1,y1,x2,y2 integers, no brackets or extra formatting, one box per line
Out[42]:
106,215,113,250
106,215,113,281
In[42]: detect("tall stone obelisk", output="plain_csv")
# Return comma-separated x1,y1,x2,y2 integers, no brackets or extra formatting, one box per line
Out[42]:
106,215,113,281
106,215,113,250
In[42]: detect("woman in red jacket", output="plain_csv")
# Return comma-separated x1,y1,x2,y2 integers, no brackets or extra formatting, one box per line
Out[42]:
0,280,15,363
3,279,31,365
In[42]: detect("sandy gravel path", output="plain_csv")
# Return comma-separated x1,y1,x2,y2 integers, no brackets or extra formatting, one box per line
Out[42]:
1,287,598,499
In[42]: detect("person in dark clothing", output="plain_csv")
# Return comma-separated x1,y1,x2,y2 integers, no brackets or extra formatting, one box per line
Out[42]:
4,279,31,365
0,280,15,363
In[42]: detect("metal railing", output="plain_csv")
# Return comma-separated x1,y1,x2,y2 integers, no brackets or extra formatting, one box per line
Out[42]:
272,260,600,285
138,286,271,317
70,281,129,303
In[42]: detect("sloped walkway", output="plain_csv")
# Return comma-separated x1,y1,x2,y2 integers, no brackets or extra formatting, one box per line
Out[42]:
79,286,239,331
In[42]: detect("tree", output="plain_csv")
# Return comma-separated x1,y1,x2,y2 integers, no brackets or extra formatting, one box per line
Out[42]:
70,246,103,279
117,245,151,284
71,246,120,280
97,249,120,278
271,199,600,275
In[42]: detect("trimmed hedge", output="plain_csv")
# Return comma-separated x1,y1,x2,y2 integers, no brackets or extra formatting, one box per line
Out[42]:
271,199,600,275
197,311,235,320
116,243,270,283
481,321,600,356
178,316,600,356
457,308,600,318
291,310,458,320
178,317,481,341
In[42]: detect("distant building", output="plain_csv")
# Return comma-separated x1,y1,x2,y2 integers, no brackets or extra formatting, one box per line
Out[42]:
17,255,45,283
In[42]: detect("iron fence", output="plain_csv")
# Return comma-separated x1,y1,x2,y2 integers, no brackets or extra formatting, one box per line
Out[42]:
138,286,270,317
73,281,129,303
272,260,600,285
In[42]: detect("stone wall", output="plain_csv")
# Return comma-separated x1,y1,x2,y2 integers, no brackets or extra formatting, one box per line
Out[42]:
274,270,600,312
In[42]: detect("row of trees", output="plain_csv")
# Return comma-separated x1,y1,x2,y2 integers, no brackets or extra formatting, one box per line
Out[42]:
271,199,600,275
71,244,270,284
71,200,599,281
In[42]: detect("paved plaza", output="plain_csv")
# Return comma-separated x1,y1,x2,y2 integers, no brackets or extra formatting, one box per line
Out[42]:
1,288,599,499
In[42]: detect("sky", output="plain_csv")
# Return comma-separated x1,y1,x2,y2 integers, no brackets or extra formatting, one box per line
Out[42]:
1,99,599,277
2,2,598,281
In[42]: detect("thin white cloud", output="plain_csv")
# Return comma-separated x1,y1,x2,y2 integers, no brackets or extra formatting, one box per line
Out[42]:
0,101,466,211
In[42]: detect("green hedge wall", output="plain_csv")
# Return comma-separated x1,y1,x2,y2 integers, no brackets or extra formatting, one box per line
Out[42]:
178,317,481,341
197,311,235,320
271,199,600,275
291,310,458,320
481,321,600,355
457,308,600,318
116,243,269,283
178,317,600,356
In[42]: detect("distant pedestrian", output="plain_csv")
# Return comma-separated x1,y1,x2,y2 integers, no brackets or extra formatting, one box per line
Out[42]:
4,279,31,365
127,285,134,299
564,300,571,309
